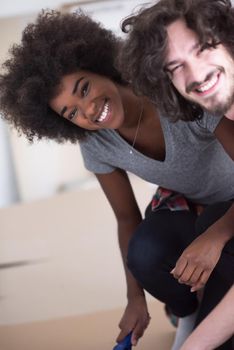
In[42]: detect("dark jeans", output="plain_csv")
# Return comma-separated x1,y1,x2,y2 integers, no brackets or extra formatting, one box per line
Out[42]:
127,200,234,349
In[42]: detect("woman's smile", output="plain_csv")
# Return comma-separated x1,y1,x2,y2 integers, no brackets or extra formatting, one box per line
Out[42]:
96,99,111,124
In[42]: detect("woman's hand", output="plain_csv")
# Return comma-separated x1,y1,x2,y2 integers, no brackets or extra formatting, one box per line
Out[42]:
116,295,151,346
171,229,224,292
171,203,234,292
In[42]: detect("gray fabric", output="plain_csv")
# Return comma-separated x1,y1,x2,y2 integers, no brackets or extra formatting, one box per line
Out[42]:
80,113,234,205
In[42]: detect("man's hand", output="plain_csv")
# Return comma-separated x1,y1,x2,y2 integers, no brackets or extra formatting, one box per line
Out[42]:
116,295,151,346
171,229,224,292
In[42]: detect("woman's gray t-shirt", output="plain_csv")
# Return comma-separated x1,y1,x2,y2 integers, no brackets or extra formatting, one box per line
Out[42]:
79,113,234,205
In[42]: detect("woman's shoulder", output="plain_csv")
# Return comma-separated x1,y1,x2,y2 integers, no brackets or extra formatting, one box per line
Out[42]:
80,129,118,148
79,129,118,174
79,129,121,162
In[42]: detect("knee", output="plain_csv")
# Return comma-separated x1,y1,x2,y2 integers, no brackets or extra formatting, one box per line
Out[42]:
127,225,164,277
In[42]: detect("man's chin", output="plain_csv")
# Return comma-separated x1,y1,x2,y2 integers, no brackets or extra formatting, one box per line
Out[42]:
198,100,231,116
203,105,227,116
202,92,234,116
184,96,221,115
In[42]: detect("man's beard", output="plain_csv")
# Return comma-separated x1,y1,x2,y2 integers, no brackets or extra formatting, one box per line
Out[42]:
202,89,234,116
185,66,234,116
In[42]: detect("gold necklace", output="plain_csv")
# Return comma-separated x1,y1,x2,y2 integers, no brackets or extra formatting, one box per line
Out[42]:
129,99,144,154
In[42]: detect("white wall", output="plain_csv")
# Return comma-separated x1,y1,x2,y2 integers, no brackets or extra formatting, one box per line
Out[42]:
0,0,146,207
0,119,20,206
9,130,90,202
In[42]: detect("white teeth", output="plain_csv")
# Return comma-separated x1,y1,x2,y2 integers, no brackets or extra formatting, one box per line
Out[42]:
97,101,109,122
196,75,218,93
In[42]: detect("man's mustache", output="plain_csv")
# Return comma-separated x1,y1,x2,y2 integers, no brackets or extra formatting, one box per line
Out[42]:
186,68,223,94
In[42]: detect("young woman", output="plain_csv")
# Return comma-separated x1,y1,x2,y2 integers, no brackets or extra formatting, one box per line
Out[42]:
0,11,233,349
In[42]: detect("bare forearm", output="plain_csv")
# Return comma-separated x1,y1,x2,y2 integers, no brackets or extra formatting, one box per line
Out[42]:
180,286,234,350
172,202,234,292
95,171,150,343
118,218,145,299
116,219,151,346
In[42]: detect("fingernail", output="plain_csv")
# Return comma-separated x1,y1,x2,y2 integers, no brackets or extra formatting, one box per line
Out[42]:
170,268,175,274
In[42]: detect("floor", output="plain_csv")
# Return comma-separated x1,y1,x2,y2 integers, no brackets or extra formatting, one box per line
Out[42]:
0,302,175,350
0,175,175,349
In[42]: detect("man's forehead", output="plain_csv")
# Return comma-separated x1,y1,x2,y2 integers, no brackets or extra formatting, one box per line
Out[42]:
165,19,199,64
166,19,198,46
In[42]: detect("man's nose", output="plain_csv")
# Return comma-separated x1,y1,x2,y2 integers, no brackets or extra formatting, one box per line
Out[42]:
185,59,209,91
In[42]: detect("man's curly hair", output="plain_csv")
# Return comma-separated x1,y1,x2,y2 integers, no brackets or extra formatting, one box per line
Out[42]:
120,0,234,121
0,10,123,142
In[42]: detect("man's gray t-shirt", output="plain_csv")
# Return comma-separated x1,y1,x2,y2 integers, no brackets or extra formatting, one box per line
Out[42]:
80,113,234,205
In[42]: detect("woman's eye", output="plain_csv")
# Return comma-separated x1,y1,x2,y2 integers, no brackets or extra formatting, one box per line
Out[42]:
68,108,78,121
81,81,89,97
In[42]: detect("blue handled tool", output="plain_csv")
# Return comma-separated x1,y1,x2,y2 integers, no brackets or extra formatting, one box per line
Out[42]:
113,332,132,350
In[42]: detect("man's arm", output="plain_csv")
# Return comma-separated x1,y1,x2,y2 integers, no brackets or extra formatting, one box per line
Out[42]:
180,285,234,350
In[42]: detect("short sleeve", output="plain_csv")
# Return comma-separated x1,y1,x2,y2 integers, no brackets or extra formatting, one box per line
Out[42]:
79,136,115,174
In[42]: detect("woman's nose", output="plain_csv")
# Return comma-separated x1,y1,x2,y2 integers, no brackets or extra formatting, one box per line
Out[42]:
80,99,97,121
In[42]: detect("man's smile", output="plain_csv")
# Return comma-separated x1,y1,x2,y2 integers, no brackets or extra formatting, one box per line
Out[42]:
194,73,219,95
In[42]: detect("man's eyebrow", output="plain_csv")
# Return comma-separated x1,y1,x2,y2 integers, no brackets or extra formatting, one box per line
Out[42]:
72,76,85,94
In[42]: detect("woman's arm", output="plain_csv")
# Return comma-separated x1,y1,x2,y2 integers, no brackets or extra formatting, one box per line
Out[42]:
171,202,234,291
180,285,234,350
172,117,234,291
95,169,150,345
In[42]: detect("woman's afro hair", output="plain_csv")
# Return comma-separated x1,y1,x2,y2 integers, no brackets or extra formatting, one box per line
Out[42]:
0,10,123,142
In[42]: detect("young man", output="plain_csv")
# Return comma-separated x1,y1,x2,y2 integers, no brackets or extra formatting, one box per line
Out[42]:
121,0,234,124
121,0,234,349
